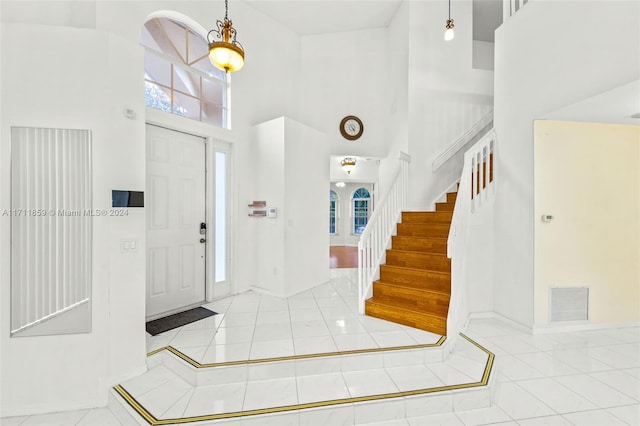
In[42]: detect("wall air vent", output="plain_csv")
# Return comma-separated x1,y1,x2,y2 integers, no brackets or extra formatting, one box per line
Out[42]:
550,287,589,322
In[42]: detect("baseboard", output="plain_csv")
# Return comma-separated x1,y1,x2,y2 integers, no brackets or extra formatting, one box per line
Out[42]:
464,311,639,335
466,311,533,334
250,279,332,299
532,320,640,335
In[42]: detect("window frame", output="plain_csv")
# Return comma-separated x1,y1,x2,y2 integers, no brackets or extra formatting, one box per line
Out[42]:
351,188,371,235
142,17,231,129
329,190,339,235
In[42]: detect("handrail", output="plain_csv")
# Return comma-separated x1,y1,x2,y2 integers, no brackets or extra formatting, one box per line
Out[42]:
357,153,410,314
446,129,496,343
432,111,493,172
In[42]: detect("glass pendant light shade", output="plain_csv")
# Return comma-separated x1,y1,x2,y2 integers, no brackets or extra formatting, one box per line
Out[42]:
444,19,455,41
209,40,245,72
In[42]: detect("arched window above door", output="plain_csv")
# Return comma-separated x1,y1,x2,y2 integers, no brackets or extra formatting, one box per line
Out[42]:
141,15,230,128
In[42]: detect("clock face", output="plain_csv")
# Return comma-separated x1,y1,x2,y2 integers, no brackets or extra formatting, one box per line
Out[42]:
344,119,361,136
340,116,364,140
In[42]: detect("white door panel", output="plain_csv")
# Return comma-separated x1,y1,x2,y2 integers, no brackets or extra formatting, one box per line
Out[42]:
146,124,206,318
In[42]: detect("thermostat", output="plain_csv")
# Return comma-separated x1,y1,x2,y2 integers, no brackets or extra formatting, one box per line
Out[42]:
267,207,277,218
541,214,554,223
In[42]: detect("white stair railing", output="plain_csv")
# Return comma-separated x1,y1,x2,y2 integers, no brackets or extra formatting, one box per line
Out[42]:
432,111,493,172
358,153,410,314
447,130,496,341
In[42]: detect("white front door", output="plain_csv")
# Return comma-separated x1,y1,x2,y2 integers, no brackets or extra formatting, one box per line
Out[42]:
146,124,206,318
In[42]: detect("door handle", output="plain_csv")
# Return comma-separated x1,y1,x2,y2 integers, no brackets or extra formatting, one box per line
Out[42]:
199,238,206,244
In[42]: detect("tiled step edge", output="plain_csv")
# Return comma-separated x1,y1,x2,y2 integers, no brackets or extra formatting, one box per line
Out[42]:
112,333,495,426
149,337,448,386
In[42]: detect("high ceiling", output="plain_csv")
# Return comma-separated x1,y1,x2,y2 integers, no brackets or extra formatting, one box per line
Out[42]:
245,0,403,35
246,0,503,41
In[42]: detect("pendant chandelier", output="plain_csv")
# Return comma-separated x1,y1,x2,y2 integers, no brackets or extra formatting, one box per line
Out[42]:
208,0,245,72
444,0,455,41
341,157,357,175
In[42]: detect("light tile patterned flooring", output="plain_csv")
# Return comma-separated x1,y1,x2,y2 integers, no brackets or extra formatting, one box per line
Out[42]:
3,269,639,425
145,269,442,363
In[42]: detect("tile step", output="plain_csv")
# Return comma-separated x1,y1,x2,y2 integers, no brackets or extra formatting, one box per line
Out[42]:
146,337,449,387
109,334,497,426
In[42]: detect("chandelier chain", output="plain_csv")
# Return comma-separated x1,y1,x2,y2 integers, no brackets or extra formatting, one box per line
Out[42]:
225,0,229,21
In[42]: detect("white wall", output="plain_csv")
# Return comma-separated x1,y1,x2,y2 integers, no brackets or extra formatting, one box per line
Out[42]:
534,121,640,327
284,119,331,295
493,0,640,327
251,117,330,297
299,28,389,158
0,23,146,416
472,40,494,71
465,200,495,314
378,0,410,198
250,119,286,295
0,0,97,28
330,182,375,247
407,0,494,211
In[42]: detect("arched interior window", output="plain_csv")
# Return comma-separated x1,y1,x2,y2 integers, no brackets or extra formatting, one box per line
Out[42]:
141,16,229,128
352,188,371,235
329,190,338,235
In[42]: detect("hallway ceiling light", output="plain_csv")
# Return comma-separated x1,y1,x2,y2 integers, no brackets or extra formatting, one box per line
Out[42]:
335,182,346,188
208,0,245,72
341,157,357,175
444,0,455,41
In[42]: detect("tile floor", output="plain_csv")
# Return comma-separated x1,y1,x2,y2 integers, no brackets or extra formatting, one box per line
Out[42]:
145,269,442,364
2,269,639,425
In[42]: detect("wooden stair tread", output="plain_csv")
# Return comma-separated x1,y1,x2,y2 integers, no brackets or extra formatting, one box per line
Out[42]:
380,264,451,276
394,235,449,241
390,237,448,253
401,211,453,224
374,280,451,297
387,249,448,257
392,235,448,240
366,298,447,318
365,298,448,335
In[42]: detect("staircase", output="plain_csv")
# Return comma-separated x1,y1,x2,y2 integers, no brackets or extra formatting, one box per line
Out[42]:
364,190,457,336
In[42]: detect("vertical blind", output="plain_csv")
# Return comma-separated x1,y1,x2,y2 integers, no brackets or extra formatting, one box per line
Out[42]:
11,127,92,334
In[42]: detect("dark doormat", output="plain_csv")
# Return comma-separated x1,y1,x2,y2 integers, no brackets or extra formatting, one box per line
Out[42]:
146,307,218,336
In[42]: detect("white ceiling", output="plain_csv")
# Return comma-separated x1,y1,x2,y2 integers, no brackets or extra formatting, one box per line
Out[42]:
245,0,403,35
246,0,502,39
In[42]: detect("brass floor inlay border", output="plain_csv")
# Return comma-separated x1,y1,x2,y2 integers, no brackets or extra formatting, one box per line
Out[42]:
118,333,494,425
148,336,447,368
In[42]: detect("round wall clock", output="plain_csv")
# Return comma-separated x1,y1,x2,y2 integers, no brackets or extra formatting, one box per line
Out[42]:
339,115,364,141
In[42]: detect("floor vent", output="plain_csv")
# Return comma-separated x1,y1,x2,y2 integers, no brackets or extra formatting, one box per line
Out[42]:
550,287,589,322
